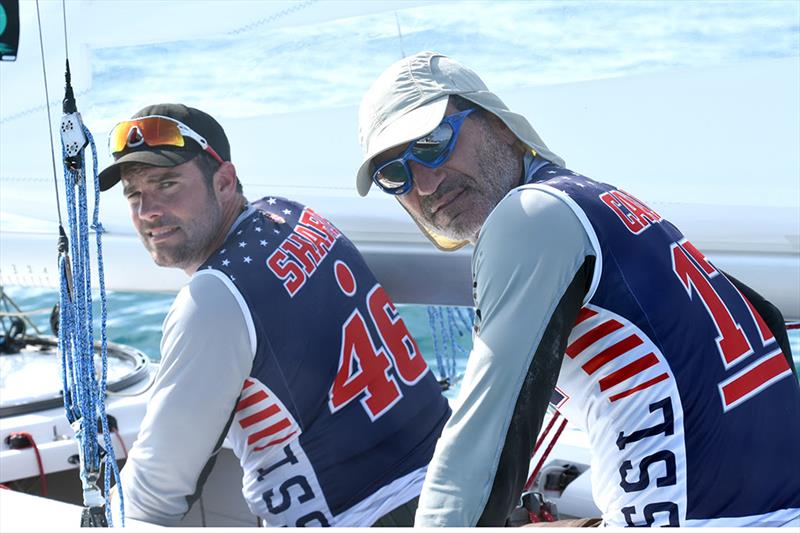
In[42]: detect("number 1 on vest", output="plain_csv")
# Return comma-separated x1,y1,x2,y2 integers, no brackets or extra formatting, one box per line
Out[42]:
670,239,791,411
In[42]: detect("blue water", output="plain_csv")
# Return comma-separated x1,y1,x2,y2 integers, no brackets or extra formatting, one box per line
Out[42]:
3,287,798,393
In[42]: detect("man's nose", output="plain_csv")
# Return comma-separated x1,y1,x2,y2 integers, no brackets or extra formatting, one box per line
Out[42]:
409,162,446,196
137,193,163,220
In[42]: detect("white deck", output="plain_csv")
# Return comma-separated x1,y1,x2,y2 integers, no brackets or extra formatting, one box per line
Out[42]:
0,489,161,531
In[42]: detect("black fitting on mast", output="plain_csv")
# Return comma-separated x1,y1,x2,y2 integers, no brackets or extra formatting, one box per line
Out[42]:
58,224,74,302
61,58,87,172
63,59,77,114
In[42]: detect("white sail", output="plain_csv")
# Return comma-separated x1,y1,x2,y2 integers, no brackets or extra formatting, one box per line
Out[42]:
1,2,798,528
3,61,798,315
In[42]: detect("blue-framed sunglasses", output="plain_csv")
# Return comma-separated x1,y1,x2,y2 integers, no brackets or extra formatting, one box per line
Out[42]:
371,108,475,195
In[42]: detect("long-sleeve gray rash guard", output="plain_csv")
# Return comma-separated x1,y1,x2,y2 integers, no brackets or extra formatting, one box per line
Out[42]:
113,271,255,526
415,184,595,527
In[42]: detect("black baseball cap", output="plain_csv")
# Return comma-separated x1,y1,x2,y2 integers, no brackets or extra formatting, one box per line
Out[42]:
98,103,231,191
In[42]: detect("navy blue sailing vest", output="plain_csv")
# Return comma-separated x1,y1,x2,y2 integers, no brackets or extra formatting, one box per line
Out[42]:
200,196,449,526
525,165,800,525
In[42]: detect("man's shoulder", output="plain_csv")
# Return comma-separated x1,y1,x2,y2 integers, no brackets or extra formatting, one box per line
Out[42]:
475,177,594,271
171,272,240,321
162,271,253,354
487,181,584,233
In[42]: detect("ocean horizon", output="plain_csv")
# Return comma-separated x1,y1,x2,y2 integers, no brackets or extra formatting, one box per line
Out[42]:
3,286,798,399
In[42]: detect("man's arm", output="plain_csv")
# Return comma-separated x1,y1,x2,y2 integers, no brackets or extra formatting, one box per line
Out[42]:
113,272,255,526
414,188,594,527
477,257,592,525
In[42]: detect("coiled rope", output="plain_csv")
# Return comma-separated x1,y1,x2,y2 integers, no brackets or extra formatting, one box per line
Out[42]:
34,0,122,526
57,123,123,527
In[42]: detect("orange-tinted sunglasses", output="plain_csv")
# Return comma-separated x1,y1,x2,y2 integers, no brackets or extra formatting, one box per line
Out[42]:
108,115,224,164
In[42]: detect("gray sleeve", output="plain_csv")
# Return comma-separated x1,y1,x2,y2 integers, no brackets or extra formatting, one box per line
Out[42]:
114,271,255,526
415,188,594,527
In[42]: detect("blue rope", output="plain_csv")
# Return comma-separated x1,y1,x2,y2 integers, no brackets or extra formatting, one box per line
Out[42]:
444,308,459,378
456,306,475,333
58,123,123,526
426,305,475,387
427,306,446,381
86,127,124,522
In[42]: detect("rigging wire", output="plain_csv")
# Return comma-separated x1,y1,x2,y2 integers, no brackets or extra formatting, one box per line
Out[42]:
0,287,43,335
394,12,406,59
62,0,69,56
34,0,64,228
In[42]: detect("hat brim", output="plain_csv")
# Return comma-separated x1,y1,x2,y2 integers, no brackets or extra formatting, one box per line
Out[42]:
99,148,197,191
356,96,449,197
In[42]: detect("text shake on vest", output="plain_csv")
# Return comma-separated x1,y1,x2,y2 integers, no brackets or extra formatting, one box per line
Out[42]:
197,196,450,526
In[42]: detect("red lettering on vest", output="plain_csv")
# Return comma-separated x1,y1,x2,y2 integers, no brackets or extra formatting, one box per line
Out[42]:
295,225,332,254
300,208,341,242
600,189,662,235
282,234,322,274
267,248,306,297
269,208,342,297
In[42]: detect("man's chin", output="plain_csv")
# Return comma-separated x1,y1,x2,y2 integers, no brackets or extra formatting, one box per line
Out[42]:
150,250,183,269
151,255,176,268
429,214,480,242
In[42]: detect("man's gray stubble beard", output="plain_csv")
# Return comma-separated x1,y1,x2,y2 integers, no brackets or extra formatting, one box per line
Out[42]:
424,132,520,242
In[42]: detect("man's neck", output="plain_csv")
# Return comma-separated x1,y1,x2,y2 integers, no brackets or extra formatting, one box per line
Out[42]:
522,151,553,185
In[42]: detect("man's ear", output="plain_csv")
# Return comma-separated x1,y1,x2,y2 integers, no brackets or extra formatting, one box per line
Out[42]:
214,162,238,194
487,113,518,147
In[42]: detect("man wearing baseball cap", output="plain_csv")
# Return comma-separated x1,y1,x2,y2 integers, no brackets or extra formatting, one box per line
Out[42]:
357,52,800,527
102,103,450,526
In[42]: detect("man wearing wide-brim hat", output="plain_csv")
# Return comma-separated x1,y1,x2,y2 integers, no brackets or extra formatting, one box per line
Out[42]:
356,51,800,527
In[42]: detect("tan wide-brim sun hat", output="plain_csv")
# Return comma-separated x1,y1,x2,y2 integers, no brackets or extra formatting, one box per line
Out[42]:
357,51,564,251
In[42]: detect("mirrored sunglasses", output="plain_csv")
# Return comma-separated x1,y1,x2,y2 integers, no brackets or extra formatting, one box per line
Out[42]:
108,115,224,164
372,108,474,195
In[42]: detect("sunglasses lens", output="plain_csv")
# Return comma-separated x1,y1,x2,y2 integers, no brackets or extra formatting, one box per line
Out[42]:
375,161,411,192
109,117,185,154
411,123,454,163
